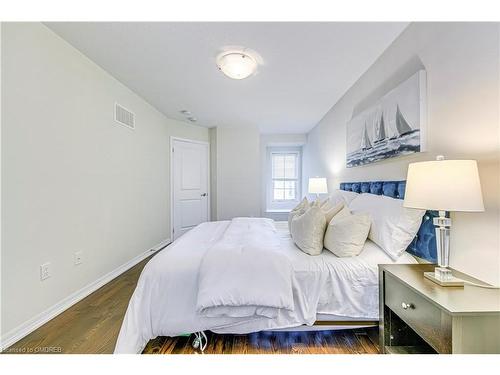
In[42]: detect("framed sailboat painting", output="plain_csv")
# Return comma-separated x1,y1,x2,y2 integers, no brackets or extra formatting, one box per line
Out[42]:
346,70,427,168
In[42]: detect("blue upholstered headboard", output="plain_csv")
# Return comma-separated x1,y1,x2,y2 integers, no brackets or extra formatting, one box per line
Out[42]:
339,180,437,263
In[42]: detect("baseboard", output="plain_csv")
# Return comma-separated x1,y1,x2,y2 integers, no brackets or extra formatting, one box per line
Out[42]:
0,238,171,351
152,238,171,251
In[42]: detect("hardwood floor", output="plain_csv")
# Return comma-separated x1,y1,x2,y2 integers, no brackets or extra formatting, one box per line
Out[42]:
5,254,154,354
5,251,380,354
143,329,380,354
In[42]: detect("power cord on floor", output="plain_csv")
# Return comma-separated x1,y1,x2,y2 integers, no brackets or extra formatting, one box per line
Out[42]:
192,331,208,353
463,280,500,289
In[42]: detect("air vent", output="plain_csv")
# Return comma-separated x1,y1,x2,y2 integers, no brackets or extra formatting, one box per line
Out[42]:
114,103,135,129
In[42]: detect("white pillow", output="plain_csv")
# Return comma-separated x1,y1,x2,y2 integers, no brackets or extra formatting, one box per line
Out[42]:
328,189,359,207
348,193,425,260
323,201,344,223
290,203,327,256
288,197,309,231
324,207,371,257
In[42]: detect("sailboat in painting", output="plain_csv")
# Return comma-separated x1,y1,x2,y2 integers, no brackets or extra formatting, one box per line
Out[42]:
395,104,415,136
374,112,387,144
347,103,421,167
360,123,372,150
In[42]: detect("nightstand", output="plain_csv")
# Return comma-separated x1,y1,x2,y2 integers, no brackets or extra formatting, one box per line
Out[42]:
379,264,500,354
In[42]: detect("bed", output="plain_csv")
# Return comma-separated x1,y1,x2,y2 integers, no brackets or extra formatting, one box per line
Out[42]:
114,180,437,353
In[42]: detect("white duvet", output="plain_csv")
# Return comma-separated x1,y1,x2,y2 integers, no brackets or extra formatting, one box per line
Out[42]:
197,218,294,319
115,218,416,353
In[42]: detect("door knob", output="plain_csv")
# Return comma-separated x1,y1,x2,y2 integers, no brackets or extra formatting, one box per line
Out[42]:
401,302,414,310
201,193,207,197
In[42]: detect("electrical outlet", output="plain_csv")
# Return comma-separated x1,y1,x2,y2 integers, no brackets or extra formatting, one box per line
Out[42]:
74,251,83,265
40,262,51,281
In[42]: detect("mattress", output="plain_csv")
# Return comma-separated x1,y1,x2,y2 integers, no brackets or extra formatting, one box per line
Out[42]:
115,219,416,353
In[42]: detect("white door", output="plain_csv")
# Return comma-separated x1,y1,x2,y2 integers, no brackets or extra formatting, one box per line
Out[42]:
172,138,209,240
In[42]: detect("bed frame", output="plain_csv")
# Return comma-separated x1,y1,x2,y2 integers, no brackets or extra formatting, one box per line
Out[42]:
301,180,438,331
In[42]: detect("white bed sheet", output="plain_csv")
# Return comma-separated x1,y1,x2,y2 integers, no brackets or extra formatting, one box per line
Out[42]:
115,220,416,353
275,221,416,318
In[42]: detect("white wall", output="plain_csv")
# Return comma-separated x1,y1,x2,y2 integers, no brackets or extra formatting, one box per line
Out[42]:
260,134,307,220
210,130,305,222
303,22,500,285
1,23,209,340
213,126,260,220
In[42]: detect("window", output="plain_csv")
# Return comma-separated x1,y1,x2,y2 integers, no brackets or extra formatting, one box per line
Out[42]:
272,153,298,201
266,147,302,212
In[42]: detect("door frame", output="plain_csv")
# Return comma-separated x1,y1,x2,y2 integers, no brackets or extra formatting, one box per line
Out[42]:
170,136,210,241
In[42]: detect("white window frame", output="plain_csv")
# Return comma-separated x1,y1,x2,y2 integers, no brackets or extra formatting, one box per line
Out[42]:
266,147,302,212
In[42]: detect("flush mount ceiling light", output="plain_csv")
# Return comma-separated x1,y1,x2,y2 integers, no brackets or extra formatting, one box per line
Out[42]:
216,48,261,80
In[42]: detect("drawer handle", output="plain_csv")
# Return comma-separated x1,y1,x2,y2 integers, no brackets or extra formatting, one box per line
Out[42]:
401,302,414,310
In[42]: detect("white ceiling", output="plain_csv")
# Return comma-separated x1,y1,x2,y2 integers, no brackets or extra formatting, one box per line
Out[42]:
46,22,408,134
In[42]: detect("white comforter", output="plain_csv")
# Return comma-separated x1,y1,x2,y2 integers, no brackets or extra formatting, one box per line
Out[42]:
115,218,416,353
197,218,294,319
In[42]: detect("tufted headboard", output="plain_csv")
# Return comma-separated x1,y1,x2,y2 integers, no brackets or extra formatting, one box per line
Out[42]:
339,180,437,263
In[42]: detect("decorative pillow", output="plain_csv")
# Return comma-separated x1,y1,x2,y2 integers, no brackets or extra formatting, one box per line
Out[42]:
348,193,425,260
322,201,344,223
328,189,359,207
324,207,371,257
290,203,327,256
320,198,331,208
288,197,309,231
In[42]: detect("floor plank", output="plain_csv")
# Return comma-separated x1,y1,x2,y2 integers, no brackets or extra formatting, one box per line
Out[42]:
5,250,380,354
142,329,380,355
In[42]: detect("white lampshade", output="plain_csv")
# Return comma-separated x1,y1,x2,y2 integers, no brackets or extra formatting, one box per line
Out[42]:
308,177,328,195
404,159,484,212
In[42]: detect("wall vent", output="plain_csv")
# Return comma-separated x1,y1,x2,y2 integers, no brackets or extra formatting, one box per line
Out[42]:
114,103,135,129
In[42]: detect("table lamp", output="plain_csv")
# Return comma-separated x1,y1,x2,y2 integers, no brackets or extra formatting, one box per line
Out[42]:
404,156,484,287
308,177,328,199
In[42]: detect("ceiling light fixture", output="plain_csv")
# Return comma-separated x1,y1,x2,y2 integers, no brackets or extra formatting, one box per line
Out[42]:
216,49,260,80
179,109,197,123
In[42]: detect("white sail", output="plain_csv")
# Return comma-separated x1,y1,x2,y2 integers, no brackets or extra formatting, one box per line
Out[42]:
360,122,372,150
395,104,413,136
375,112,387,142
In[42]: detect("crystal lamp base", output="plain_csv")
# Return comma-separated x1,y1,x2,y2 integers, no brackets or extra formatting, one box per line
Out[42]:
424,268,464,287
434,267,453,281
